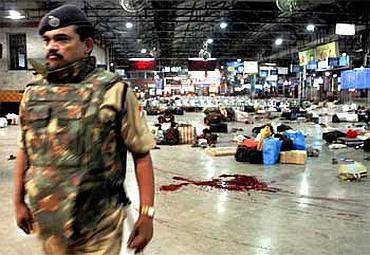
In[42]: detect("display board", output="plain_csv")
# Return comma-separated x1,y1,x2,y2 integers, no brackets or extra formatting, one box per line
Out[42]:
341,68,370,89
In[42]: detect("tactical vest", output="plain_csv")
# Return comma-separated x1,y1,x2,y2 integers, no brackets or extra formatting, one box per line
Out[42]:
22,69,129,243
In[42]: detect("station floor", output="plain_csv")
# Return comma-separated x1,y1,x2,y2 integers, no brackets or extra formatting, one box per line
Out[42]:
1,112,370,255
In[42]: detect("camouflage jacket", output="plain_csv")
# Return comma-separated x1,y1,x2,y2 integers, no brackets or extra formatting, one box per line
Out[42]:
21,58,129,244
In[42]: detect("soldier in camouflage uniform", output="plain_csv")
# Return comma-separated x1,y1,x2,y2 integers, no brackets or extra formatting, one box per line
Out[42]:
14,5,155,255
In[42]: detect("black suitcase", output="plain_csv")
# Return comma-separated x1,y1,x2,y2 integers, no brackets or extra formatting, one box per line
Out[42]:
364,139,370,152
244,106,255,113
209,123,228,133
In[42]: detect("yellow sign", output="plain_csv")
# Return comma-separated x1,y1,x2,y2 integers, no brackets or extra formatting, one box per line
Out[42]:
298,41,338,65
316,42,338,61
298,49,315,66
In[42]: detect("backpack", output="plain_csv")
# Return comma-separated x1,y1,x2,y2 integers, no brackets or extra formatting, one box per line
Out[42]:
164,127,180,145
274,133,294,151
204,112,224,125
235,146,251,162
248,150,263,164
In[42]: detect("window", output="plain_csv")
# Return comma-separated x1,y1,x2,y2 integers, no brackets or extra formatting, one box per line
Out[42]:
8,33,27,70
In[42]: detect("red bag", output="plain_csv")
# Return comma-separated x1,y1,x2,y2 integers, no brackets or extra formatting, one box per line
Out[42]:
242,138,258,149
346,129,358,139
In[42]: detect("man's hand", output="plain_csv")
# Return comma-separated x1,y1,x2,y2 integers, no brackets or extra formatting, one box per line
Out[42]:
15,202,33,234
127,216,153,253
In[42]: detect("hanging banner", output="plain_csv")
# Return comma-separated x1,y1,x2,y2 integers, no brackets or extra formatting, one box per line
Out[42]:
298,49,315,66
315,42,338,61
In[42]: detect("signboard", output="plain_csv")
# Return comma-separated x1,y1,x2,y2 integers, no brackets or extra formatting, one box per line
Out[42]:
316,42,338,61
162,66,182,73
244,61,259,74
336,23,356,36
317,59,329,70
188,59,217,71
298,49,315,66
225,61,244,73
298,41,338,65
277,67,289,75
129,58,156,71
307,60,318,70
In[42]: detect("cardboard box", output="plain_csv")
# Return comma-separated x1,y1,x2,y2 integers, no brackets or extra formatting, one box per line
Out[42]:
206,147,237,157
280,150,307,164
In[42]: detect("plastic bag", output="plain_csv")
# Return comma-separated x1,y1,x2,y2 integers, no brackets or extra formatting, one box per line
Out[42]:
285,131,306,150
263,138,282,165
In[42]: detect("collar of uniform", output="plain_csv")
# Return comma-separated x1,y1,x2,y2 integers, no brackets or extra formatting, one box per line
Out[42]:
45,56,96,83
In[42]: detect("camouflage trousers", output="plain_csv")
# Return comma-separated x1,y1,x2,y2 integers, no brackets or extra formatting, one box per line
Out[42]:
40,207,126,255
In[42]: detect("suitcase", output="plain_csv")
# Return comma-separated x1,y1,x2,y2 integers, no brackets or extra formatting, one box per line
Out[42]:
244,105,255,113
337,137,364,147
209,123,228,133
177,125,194,144
364,139,370,152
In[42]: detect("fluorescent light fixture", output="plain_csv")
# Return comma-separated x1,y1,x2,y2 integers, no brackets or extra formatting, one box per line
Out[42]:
220,22,228,29
128,58,155,61
275,38,283,46
125,22,133,29
6,10,25,20
306,24,315,32
207,38,214,44
335,23,355,36
263,63,277,66
140,48,147,54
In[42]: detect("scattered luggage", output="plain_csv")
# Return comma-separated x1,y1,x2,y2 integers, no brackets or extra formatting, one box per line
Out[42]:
323,131,346,144
285,131,306,150
338,161,368,181
177,124,194,144
244,105,255,113
346,129,358,139
364,139,370,152
277,124,292,133
204,112,224,125
262,138,282,165
207,147,237,157
280,150,307,164
209,123,228,133
164,127,180,145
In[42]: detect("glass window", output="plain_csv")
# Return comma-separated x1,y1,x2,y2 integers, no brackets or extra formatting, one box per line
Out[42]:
8,33,27,70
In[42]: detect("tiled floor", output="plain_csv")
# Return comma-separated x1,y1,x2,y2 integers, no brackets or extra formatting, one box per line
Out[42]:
1,112,370,255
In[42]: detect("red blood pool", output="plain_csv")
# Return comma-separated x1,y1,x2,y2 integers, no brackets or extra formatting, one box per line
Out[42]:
160,174,279,192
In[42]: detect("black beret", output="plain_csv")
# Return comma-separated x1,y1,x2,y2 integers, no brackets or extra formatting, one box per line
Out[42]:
38,4,93,35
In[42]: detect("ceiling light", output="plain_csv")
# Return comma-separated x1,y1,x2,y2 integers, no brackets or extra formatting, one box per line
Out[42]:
125,22,133,29
140,48,147,54
207,38,214,44
220,22,228,29
6,10,25,20
275,38,283,46
306,24,315,32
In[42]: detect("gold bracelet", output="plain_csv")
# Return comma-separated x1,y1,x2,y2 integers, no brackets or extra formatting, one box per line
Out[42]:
140,205,155,218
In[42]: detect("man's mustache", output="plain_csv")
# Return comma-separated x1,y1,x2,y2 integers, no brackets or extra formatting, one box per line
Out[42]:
46,51,63,59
